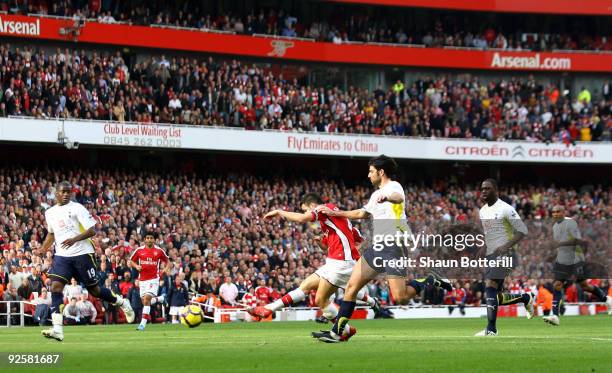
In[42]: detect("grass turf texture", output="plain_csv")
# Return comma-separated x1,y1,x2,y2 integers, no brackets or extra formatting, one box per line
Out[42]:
1,316,610,372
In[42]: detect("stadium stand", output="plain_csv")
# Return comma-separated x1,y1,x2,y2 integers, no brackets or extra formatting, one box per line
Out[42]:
0,164,609,324
0,44,610,141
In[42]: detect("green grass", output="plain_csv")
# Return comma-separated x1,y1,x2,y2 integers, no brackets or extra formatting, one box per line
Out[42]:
1,316,611,372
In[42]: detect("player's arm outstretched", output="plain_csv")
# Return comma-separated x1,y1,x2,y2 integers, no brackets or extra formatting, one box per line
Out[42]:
315,205,370,220
263,209,314,223
376,192,404,204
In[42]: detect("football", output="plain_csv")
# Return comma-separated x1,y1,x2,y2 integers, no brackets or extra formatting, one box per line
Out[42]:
179,305,204,328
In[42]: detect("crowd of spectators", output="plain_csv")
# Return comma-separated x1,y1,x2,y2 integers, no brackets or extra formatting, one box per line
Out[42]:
2,1,610,51
0,166,610,324
1,44,610,142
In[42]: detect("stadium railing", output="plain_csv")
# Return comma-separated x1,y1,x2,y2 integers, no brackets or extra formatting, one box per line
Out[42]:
151,24,236,35
26,12,130,25
252,33,315,42
0,300,35,327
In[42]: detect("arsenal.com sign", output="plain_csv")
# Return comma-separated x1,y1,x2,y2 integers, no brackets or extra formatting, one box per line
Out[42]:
490,52,572,71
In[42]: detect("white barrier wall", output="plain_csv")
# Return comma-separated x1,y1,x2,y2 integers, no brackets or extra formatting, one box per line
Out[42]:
1,118,611,163
214,304,604,323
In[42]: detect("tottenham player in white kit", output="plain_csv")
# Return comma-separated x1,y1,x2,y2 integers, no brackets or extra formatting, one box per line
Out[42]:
312,155,451,343
542,205,612,326
40,181,134,341
475,179,534,337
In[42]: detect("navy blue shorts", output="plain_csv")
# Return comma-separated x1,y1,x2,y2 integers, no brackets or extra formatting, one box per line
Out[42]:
553,262,587,283
48,254,99,287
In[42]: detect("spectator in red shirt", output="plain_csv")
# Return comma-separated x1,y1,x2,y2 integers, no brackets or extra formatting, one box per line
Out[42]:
119,271,133,297
112,238,132,258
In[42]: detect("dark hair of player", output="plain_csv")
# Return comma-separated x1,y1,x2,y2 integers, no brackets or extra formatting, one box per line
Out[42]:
144,231,158,239
483,178,498,191
368,154,398,179
301,193,323,206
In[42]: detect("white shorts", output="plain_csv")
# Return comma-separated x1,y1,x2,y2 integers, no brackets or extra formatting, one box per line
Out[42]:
139,278,160,298
315,258,355,289
169,306,182,316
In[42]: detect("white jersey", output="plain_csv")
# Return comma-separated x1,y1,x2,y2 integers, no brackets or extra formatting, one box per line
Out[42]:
45,201,97,257
363,180,409,236
363,180,407,220
479,199,528,255
553,217,584,265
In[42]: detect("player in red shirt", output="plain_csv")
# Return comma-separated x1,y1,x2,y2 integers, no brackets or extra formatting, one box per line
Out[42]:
128,232,172,331
250,193,384,325
254,278,274,305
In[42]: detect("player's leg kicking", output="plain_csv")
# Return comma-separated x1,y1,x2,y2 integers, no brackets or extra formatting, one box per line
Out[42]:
312,254,451,343
544,277,612,326
42,254,135,341
250,260,383,320
250,273,322,318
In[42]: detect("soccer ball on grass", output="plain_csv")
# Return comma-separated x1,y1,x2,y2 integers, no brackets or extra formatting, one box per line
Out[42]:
180,305,204,328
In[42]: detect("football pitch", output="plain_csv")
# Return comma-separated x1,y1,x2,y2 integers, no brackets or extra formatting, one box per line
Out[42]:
1,316,610,372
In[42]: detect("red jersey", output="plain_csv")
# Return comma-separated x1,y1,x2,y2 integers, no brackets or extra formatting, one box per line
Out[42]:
311,203,360,261
129,246,169,281
255,286,272,305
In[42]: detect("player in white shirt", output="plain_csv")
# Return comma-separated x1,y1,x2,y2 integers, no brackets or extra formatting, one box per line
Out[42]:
475,179,534,337
40,181,134,341
312,155,451,343
542,205,612,326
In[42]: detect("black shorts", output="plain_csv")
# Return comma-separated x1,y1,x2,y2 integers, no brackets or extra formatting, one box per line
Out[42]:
484,253,517,287
362,245,408,278
553,262,587,283
48,253,99,287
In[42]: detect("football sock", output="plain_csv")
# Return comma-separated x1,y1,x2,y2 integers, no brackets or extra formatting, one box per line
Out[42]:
485,287,499,333
98,287,118,304
408,279,425,293
552,290,563,316
50,292,64,333
498,292,530,305
590,285,607,302
266,288,305,311
331,301,356,336
140,306,151,327
50,292,63,315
